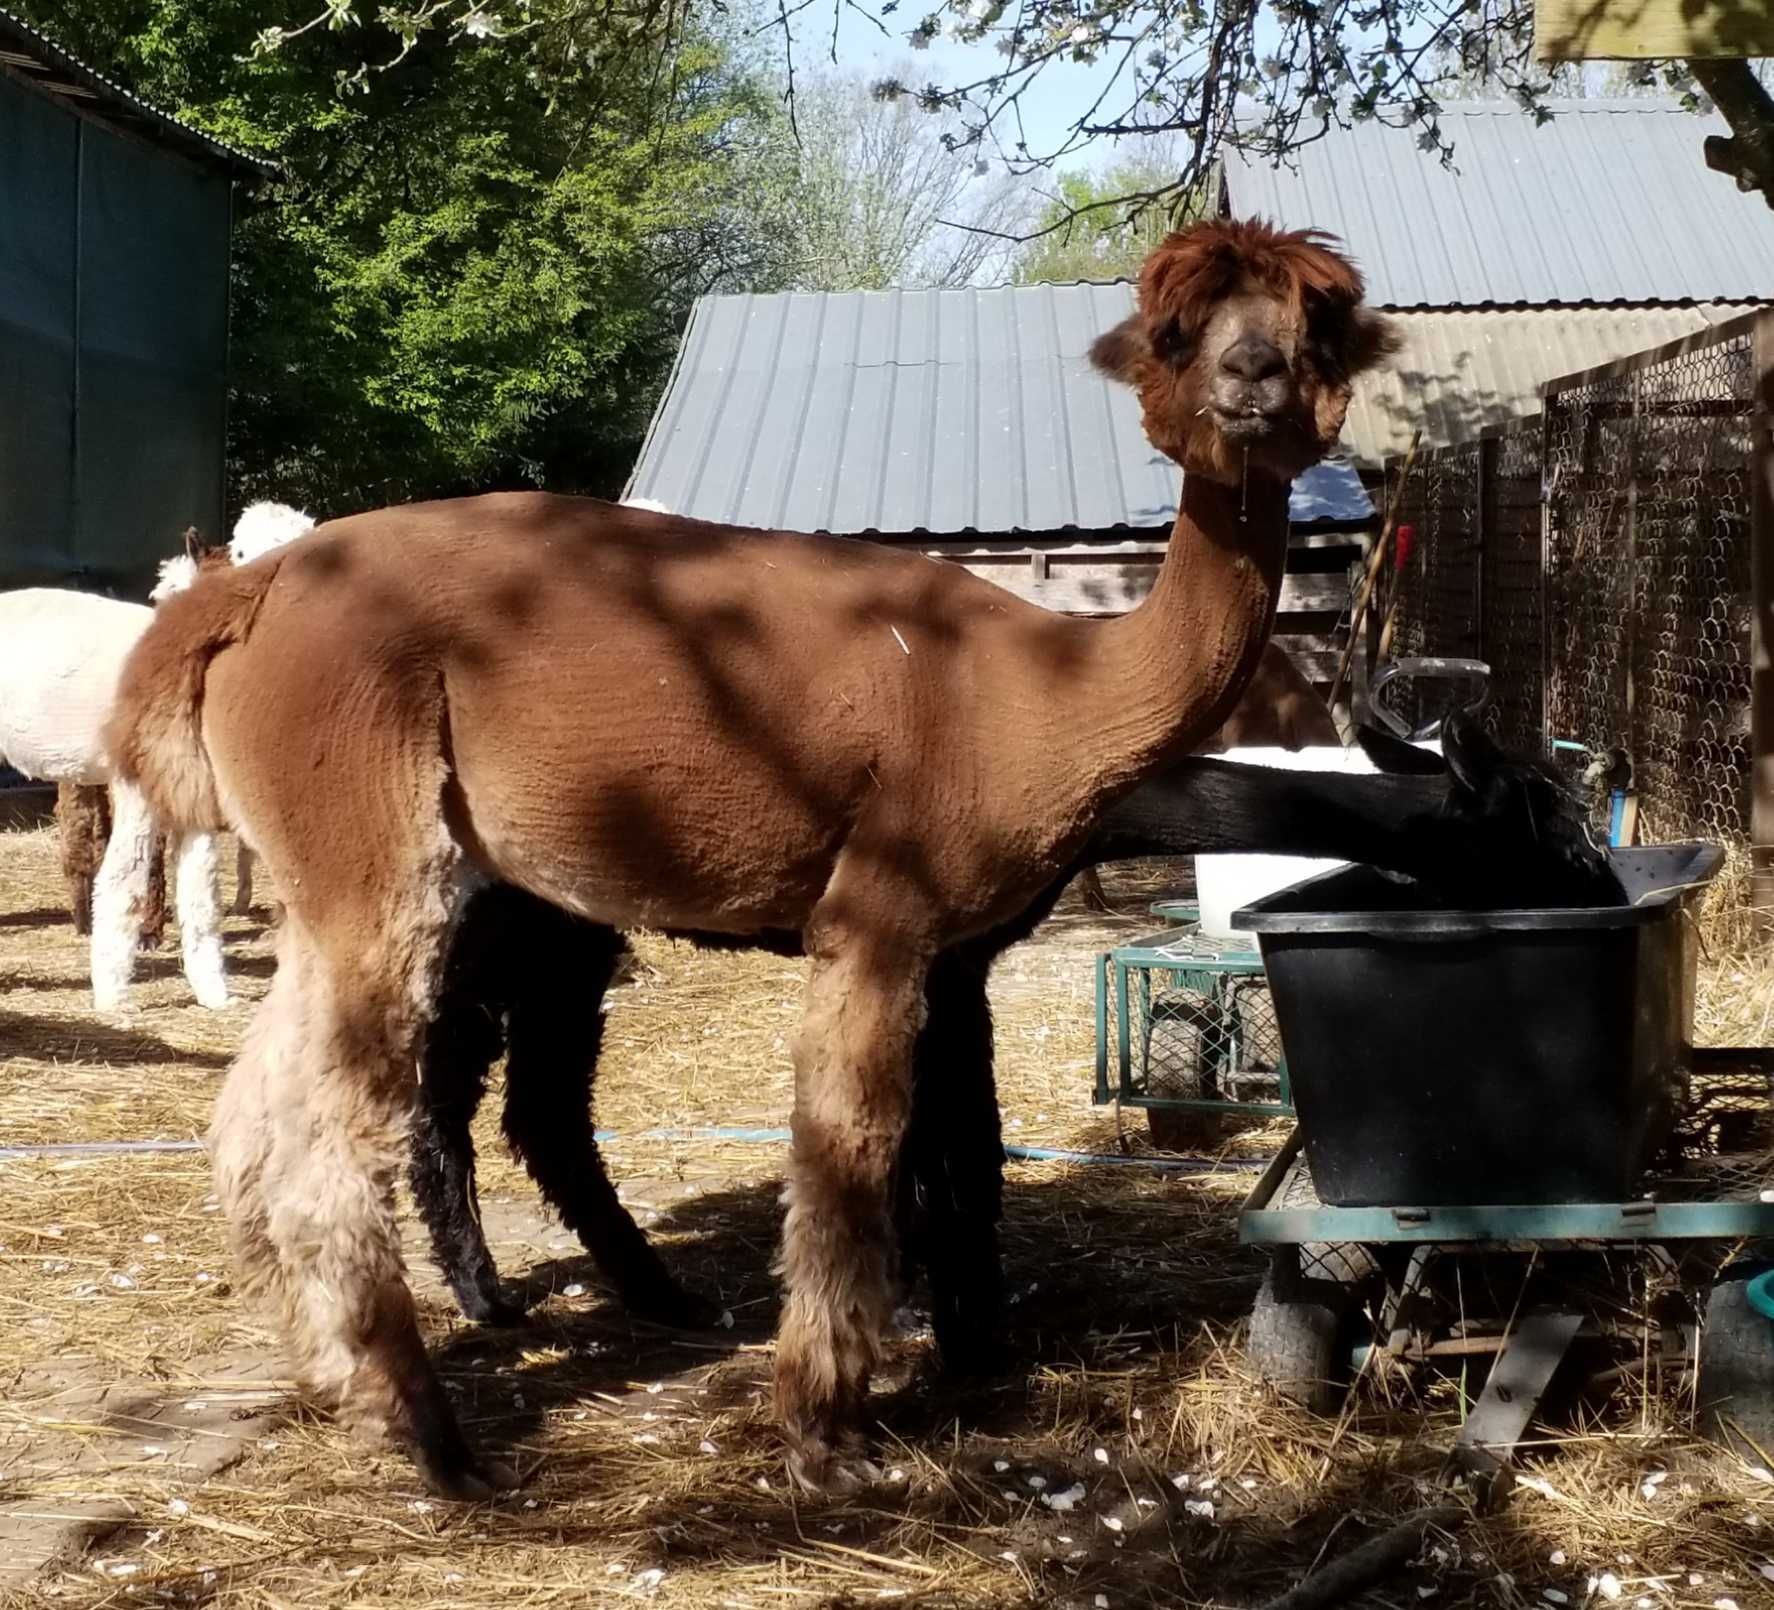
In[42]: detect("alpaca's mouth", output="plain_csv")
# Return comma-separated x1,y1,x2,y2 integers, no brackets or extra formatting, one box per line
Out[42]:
1212,405,1283,443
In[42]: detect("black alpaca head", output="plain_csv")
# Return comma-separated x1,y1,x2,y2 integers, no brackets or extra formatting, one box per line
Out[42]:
1358,711,1625,909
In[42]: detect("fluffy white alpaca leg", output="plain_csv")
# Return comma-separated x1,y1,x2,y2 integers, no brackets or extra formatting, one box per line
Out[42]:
175,831,231,1009
91,781,158,1013
233,840,255,915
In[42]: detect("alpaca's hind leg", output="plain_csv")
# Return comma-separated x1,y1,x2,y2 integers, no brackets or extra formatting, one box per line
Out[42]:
140,834,169,951
172,832,230,1009
900,943,1005,1377
224,892,509,1499
57,782,107,936
411,890,521,1326
498,899,718,1328
777,907,930,1492
232,842,255,916
91,780,159,1012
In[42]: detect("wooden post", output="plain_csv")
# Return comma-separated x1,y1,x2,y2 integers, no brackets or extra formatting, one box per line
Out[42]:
1751,312,1774,928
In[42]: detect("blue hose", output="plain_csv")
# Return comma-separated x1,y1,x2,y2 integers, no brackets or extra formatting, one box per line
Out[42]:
0,1128,1268,1173
1748,1269,1774,1322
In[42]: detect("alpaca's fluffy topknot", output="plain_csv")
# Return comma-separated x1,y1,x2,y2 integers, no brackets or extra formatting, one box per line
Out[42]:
231,501,316,566
150,554,199,603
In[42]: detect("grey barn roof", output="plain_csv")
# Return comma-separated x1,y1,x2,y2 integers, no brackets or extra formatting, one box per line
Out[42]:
1343,302,1756,468
0,7,267,179
1223,99,1774,309
624,284,1371,535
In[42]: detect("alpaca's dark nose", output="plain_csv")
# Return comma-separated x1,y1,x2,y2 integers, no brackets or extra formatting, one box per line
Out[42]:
1220,335,1286,382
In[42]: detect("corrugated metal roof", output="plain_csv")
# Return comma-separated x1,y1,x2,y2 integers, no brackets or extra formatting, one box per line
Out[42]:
624,283,1372,534
1343,303,1756,467
1224,100,1774,309
0,8,269,179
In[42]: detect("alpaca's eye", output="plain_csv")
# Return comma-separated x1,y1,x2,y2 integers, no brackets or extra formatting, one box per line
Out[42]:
1305,302,1351,377
1151,318,1195,367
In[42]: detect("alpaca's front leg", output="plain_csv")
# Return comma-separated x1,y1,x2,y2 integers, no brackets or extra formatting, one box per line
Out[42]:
498,906,720,1329
172,832,230,1009
777,916,929,1492
90,780,159,1012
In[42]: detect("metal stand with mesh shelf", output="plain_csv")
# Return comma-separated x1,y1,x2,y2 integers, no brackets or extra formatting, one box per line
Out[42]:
1095,923,1292,1150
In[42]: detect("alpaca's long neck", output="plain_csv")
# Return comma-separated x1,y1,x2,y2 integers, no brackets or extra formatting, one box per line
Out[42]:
1067,471,1292,798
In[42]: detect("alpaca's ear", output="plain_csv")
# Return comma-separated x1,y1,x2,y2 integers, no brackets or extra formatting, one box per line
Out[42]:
1345,308,1401,377
1355,723,1444,777
1089,315,1152,386
1440,708,1505,795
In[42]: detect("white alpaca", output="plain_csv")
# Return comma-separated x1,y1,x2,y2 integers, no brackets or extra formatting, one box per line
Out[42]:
232,500,315,564
0,584,228,1011
1,504,315,1013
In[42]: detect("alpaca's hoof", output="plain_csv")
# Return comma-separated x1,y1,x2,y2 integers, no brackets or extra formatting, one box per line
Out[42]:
459,1287,529,1329
786,1441,883,1496
412,1443,520,1502
194,988,232,1011
627,1279,724,1331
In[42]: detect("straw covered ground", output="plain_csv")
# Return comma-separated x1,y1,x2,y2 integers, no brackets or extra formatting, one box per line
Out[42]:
2,822,1772,1609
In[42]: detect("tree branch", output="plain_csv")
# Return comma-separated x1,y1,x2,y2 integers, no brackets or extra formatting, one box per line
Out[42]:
1690,58,1774,210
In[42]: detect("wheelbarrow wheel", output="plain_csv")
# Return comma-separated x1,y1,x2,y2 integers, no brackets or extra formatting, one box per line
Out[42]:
1698,1269,1774,1448
1142,990,1222,1151
1247,1268,1347,1415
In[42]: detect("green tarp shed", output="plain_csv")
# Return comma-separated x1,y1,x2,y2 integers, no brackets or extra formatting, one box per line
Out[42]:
0,9,264,598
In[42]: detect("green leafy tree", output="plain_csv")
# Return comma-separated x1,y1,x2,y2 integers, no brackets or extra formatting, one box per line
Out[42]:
20,1,795,512
1013,152,1207,285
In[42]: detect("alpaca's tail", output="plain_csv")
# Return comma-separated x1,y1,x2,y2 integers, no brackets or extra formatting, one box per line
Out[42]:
104,562,282,834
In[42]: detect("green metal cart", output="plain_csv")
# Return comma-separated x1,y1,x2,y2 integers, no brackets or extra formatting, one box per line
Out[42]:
1095,918,1292,1149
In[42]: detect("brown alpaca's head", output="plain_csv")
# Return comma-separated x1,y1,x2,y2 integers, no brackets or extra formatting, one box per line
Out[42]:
1091,217,1398,485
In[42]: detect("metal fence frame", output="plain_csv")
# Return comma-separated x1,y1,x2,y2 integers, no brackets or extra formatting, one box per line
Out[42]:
1383,309,1774,907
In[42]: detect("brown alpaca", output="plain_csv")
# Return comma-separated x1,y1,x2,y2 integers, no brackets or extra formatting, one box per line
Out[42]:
106,219,1396,1498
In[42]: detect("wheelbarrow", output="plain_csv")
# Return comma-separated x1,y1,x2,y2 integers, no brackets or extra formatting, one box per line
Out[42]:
1229,841,1774,1478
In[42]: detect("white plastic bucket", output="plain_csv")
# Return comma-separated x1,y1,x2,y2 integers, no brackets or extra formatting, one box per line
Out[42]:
1194,741,1441,941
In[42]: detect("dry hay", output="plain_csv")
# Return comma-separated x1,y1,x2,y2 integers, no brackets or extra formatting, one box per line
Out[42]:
3,824,1774,1607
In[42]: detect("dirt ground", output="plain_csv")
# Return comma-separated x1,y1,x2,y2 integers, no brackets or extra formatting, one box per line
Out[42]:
2,823,1772,1609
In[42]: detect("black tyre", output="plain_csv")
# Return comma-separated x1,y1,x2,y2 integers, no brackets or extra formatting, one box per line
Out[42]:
1142,990,1222,1150
1247,1268,1345,1415
1698,1271,1774,1448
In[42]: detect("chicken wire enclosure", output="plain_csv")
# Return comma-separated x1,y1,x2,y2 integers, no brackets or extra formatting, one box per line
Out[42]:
1544,332,1758,847
1480,421,1548,759
1382,311,1773,869
1385,440,1483,733
1094,929,1293,1130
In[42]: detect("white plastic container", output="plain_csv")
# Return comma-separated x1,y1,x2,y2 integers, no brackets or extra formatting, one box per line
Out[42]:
1195,740,1441,942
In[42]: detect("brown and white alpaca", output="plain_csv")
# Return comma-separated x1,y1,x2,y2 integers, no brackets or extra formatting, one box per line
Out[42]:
106,219,1398,1498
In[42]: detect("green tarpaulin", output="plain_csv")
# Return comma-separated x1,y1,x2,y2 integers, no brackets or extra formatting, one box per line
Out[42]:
1,75,230,599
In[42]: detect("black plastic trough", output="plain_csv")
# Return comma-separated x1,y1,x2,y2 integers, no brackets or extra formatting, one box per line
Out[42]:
1232,843,1724,1208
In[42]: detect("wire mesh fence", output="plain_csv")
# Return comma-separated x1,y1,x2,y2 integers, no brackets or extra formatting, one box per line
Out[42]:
1383,313,1768,860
